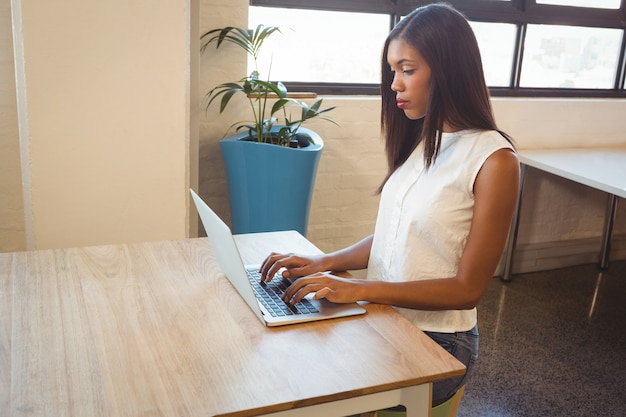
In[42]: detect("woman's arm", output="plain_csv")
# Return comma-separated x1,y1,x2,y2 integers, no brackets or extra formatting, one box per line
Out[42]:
282,148,520,309
260,235,373,281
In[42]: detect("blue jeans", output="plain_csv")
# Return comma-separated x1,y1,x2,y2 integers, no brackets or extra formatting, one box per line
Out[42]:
424,325,479,406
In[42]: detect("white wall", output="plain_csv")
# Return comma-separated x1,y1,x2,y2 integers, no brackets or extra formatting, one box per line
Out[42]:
492,98,626,149
3,0,198,251
0,0,24,252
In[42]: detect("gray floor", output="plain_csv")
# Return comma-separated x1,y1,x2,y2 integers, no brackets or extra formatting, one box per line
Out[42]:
457,260,626,417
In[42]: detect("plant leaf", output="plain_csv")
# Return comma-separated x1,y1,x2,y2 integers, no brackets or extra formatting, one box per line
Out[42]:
271,99,291,115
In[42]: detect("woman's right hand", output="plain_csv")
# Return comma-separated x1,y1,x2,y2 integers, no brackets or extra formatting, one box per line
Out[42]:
259,252,328,282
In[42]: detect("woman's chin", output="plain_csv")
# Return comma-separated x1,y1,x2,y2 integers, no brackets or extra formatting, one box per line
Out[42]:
403,110,426,120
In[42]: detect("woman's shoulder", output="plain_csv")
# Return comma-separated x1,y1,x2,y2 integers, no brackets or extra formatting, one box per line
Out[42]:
441,129,516,175
454,129,515,152
460,128,512,142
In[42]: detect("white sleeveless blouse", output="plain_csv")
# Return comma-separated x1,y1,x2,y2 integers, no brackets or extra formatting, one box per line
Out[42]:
367,129,514,333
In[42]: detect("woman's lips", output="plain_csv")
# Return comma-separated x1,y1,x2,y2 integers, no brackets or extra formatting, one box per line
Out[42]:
396,99,408,109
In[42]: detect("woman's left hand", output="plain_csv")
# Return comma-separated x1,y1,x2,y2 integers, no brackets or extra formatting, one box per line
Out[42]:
282,272,362,305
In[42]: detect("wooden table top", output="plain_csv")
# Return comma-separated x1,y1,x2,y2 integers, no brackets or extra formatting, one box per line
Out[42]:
1,231,465,417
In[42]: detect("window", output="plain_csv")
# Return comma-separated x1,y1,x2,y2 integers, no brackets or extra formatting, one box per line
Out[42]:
248,7,389,84
520,24,623,89
469,21,518,87
249,0,626,97
536,0,621,8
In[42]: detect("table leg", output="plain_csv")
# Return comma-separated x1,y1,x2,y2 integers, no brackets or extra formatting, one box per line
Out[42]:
402,384,432,417
501,164,527,282
257,384,431,417
599,194,618,269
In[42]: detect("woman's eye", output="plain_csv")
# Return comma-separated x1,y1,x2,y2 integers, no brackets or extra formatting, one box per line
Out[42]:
402,69,416,75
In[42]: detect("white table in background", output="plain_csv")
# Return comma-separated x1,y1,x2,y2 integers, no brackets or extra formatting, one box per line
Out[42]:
502,147,626,281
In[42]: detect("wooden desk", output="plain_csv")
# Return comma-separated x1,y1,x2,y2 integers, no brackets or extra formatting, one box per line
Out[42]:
502,147,626,281
1,231,465,417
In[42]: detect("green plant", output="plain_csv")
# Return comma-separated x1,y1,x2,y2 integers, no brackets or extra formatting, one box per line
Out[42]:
201,25,336,147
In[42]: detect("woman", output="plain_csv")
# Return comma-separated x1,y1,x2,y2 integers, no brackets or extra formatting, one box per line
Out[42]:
259,3,519,406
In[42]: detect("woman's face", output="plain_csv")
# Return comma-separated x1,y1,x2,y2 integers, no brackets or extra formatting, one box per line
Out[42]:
387,39,432,120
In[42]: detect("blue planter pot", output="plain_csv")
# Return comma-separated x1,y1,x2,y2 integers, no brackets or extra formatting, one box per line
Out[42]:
219,127,324,236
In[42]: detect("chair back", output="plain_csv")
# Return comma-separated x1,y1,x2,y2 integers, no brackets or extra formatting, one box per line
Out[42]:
432,385,466,417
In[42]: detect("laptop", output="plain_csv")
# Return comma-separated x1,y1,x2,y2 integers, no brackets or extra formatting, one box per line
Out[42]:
190,189,366,327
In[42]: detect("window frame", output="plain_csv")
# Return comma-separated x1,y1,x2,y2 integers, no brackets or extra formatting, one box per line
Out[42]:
250,0,626,97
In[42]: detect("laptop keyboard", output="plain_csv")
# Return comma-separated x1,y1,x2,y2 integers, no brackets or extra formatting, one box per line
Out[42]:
246,269,320,317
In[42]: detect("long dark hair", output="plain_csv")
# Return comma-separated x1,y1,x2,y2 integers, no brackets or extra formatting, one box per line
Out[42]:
379,3,512,191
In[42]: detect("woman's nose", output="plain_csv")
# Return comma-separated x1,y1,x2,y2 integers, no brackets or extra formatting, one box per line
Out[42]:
391,74,403,92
